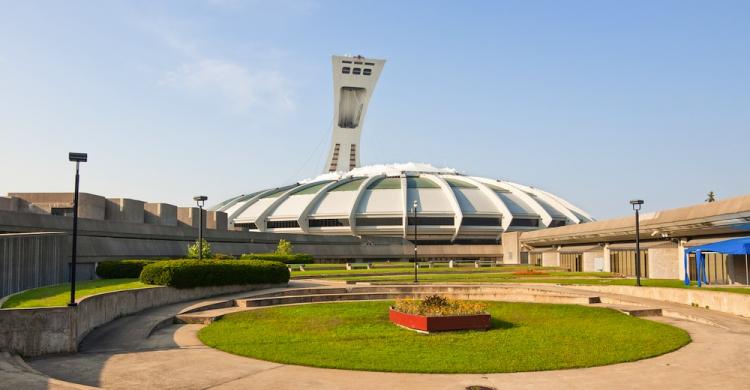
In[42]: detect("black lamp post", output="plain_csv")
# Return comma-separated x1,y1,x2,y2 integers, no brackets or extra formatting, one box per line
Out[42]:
412,200,419,283
193,195,207,260
68,152,87,307
630,199,644,287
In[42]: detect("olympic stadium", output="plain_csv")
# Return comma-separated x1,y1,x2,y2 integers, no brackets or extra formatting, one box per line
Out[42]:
213,55,593,243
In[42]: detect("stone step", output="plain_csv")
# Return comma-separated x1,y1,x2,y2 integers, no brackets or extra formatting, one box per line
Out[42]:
236,291,596,308
175,307,246,324
606,304,663,317
619,307,663,317
176,288,601,324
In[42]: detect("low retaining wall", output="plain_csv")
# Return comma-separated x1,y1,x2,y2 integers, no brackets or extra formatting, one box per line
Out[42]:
570,285,750,318
0,283,285,357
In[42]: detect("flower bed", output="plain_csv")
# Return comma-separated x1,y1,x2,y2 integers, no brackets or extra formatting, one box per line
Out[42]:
389,295,490,333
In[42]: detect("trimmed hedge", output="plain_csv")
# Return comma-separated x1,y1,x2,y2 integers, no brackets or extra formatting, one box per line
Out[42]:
96,260,157,279
139,260,290,289
240,253,314,264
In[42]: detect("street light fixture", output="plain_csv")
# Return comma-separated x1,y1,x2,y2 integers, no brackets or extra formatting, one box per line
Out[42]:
68,152,87,307
412,200,419,283
194,195,208,260
630,199,644,287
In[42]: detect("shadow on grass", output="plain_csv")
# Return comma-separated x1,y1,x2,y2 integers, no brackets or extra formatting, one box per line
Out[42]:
490,317,515,330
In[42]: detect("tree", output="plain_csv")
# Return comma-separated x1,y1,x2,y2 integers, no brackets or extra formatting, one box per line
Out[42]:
187,239,212,259
275,239,293,255
706,191,717,203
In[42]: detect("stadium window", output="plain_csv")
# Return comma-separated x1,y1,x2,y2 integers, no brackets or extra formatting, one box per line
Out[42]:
363,68,372,75
352,68,361,75
267,220,300,229
356,217,403,226
461,217,501,226
309,218,350,227
509,218,540,227
234,222,258,230
342,67,350,74
407,217,455,225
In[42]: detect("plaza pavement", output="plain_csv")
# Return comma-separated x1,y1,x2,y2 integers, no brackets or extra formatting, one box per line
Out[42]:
9,281,750,390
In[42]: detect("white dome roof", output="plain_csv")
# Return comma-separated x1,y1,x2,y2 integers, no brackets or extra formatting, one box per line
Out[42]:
214,163,593,244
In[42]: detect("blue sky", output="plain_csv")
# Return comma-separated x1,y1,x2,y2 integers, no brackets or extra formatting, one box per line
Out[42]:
1,0,748,219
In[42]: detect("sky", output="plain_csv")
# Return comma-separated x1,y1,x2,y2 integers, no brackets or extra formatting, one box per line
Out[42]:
1,0,748,219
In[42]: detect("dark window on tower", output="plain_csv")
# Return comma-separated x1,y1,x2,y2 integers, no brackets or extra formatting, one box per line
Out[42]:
352,68,361,75
342,60,352,64
365,62,375,66
548,220,567,227
363,68,372,76
342,67,351,74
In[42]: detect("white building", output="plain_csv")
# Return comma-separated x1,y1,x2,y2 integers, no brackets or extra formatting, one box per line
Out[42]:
214,55,594,242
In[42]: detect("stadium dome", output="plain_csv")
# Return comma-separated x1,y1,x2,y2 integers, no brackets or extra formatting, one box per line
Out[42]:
213,163,593,244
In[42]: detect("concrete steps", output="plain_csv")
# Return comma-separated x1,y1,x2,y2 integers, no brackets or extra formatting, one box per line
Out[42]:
174,285,604,324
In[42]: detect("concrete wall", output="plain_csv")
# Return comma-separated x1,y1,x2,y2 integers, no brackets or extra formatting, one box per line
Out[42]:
570,285,750,319
206,211,227,231
177,207,201,228
0,197,18,212
9,193,106,220
0,233,68,298
105,198,145,223
144,203,178,226
542,251,559,267
0,283,285,357
648,246,680,279
500,231,521,264
583,251,604,272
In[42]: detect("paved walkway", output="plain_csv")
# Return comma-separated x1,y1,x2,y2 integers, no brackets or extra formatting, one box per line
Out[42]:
20,283,750,390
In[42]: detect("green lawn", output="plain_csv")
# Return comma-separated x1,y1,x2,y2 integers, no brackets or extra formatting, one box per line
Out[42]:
1,279,151,308
199,301,690,373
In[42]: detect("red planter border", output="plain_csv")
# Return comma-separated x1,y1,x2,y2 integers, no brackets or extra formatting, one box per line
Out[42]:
389,307,491,333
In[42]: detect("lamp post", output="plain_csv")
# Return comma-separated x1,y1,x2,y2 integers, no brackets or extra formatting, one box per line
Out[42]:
193,195,208,260
412,200,419,283
630,199,644,287
68,152,87,307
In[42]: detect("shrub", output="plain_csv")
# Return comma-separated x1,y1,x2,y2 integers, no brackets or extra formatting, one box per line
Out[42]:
212,253,236,260
275,239,293,255
239,253,314,264
187,239,212,259
139,259,290,289
393,295,487,316
96,260,157,279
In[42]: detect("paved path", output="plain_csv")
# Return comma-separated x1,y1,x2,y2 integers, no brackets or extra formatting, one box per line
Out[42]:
22,283,750,390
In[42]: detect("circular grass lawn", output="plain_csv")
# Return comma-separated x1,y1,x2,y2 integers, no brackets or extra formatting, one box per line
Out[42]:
198,301,690,373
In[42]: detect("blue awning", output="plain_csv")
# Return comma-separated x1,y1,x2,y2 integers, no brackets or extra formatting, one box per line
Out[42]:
684,237,750,286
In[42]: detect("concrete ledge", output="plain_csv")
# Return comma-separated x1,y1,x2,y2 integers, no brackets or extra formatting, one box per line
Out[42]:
569,285,750,318
0,283,286,357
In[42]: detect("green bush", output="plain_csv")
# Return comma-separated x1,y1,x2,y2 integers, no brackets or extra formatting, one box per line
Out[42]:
96,260,157,279
139,260,290,289
275,239,293,255
239,253,314,264
212,253,236,260
187,239,212,259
